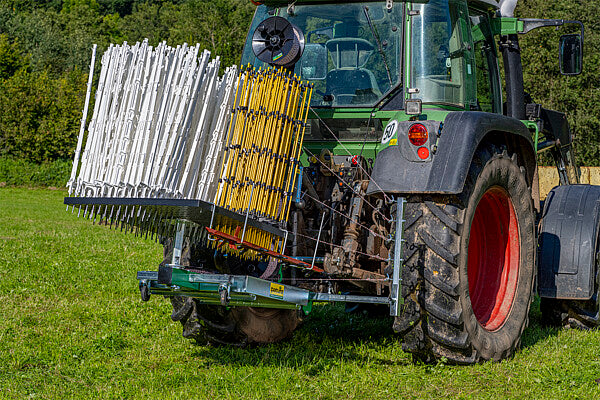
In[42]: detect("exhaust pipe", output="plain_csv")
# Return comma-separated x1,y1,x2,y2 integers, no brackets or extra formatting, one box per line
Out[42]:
498,0,526,120
499,0,518,17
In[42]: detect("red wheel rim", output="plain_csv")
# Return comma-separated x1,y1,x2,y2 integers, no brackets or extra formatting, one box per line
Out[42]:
468,186,520,331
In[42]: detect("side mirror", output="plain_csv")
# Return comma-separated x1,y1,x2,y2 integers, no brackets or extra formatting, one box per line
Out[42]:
300,44,327,80
559,34,583,75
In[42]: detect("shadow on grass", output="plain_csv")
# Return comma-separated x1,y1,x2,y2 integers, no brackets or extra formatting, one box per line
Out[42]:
190,303,410,372
519,295,561,350
188,297,563,370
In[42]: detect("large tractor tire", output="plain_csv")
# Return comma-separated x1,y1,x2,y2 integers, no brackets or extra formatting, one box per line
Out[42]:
393,145,536,363
161,239,302,346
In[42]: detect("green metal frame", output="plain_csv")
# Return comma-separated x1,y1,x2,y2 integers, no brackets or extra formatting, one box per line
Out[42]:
490,17,525,36
137,196,408,316
138,266,392,312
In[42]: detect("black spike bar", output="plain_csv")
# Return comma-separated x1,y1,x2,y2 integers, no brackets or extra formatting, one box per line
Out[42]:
64,197,287,242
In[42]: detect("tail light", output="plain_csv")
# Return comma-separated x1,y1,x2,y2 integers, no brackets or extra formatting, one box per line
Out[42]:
408,123,428,146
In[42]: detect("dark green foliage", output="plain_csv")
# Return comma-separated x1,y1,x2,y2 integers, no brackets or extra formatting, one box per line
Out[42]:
0,0,254,178
0,156,71,186
165,0,254,66
516,0,600,166
0,69,87,163
0,0,599,182
0,33,26,79
0,0,63,13
0,3,112,75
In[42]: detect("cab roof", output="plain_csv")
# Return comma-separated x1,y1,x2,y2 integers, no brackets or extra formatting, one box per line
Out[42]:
258,0,499,9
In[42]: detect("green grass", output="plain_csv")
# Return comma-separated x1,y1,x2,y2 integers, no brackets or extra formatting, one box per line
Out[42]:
1,187,600,399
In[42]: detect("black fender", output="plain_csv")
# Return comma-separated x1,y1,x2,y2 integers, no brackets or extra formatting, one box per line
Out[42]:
366,111,536,195
538,184,600,300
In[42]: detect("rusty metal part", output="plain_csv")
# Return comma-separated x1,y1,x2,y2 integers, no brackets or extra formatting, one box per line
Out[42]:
352,267,388,295
205,226,324,273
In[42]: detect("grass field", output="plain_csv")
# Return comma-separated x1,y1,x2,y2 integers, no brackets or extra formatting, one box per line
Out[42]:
1,187,600,399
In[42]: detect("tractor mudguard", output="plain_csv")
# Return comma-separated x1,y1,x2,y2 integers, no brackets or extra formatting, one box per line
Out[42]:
539,107,571,145
538,184,600,300
366,111,535,195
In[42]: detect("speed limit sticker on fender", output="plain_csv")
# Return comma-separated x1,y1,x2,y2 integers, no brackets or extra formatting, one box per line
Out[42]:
381,120,398,144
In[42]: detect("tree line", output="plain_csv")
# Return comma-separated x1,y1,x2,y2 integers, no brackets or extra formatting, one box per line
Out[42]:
0,0,599,166
0,0,253,163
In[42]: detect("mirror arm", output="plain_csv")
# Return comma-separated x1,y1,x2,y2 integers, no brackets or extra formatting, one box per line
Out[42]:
519,19,584,44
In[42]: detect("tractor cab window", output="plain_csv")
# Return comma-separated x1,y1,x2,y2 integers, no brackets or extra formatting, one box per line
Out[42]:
241,3,402,108
470,12,502,113
408,0,476,108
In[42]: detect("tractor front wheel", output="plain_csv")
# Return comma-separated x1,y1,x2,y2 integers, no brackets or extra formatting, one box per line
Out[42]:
394,145,536,363
170,297,301,346
161,239,302,347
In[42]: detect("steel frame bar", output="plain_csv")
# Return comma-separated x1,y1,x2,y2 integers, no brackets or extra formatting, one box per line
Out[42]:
390,197,406,317
137,266,389,308
64,197,287,238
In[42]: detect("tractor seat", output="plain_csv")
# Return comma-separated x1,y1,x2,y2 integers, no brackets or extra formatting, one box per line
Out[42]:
326,68,380,105
324,38,381,105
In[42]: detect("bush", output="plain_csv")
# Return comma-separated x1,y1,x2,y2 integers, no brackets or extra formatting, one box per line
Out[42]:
0,156,71,187
0,68,87,163
517,0,600,166
0,33,27,80
0,1,253,168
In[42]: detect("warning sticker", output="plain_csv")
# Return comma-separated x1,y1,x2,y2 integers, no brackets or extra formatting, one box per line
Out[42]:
269,283,285,299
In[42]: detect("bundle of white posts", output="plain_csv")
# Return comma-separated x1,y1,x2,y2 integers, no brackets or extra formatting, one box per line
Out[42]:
67,40,238,201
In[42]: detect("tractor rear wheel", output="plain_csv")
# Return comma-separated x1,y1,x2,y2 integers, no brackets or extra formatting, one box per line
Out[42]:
394,145,536,363
162,239,302,346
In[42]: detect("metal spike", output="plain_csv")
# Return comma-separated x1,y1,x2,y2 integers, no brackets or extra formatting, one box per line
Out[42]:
144,210,151,239
150,210,157,240
109,204,117,225
109,206,116,229
129,206,136,233
98,205,105,225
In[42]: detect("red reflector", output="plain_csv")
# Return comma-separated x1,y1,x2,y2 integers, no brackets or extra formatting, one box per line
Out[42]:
417,147,430,159
408,124,428,146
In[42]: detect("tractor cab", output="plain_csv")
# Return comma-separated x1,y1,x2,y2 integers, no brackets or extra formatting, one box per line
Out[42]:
243,0,581,116
241,2,402,107
241,0,504,113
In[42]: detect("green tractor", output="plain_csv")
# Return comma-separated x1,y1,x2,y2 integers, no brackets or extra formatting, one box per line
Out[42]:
71,0,597,364
175,0,591,363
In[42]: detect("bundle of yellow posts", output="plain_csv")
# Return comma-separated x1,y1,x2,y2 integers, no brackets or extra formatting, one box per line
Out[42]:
212,66,312,259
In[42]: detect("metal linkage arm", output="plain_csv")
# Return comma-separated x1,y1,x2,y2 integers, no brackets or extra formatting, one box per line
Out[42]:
389,197,406,317
137,265,390,310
